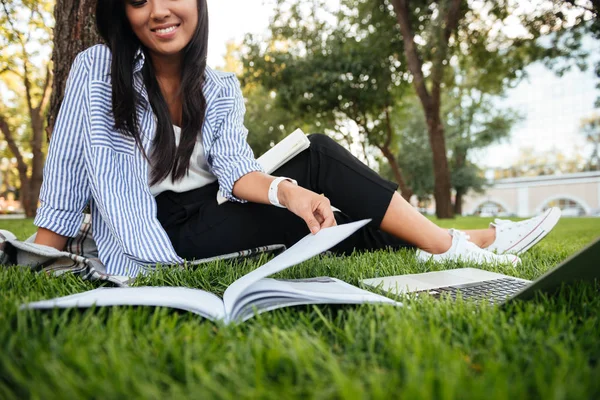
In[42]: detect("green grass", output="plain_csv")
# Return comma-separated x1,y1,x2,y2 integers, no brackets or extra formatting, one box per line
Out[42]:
1,217,599,399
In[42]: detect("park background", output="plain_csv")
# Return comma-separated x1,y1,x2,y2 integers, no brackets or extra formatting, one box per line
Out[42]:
1,1,600,399
0,0,599,220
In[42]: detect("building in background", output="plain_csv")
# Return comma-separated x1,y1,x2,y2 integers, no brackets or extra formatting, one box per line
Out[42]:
463,171,600,217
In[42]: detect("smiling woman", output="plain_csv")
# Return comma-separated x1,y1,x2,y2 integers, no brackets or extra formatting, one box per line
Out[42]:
125,0,199,57
31,0,561,277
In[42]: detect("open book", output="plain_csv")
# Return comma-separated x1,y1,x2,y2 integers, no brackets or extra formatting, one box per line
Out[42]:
22,220,399,324
217,128,311,205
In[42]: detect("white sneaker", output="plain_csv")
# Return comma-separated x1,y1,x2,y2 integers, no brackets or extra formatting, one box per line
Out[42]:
416,229,521,266
486,207,562,255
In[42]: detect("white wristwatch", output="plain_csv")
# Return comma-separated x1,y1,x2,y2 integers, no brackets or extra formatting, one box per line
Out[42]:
268,177,298,208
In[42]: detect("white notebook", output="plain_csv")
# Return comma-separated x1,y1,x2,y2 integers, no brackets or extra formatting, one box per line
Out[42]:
217,128,310,204
21,219,400,324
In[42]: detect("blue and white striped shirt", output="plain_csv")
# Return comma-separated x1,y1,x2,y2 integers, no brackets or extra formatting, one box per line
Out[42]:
35,44,264,277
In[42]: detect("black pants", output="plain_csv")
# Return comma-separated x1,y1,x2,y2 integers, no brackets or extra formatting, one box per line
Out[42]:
156,134,413,260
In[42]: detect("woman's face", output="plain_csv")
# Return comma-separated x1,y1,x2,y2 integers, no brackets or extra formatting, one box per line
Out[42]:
125,0,198,59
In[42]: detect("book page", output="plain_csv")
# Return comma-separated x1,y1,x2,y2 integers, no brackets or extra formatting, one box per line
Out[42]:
21,287,227,321
223,219,371,316
231,277,400,322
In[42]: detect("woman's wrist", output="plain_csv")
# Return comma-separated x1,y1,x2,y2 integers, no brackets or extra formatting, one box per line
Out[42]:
277,180,298,208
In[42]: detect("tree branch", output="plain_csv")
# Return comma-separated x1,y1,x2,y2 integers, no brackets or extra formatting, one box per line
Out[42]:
0,0,24,46
563,0,598,15
383,107,393,149
391,0,432,110
22,59,35,118
39,63,53,112
430,0,462,109
443,0,462,43
24,7,35,43
0,113,29,177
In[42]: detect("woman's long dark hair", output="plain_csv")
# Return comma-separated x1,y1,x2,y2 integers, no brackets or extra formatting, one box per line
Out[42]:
96,0,208,185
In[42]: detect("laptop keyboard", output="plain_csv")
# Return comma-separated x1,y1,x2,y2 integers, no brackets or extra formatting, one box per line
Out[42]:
417,278,530,304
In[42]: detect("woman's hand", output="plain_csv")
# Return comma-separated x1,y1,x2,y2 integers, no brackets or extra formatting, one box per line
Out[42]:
278,181,336,234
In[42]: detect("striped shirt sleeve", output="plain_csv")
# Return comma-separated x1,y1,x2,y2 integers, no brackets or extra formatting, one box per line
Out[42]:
34,52,91,237
209,76,264,202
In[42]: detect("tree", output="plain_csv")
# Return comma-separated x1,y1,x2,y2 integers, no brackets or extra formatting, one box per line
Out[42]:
383,89,519,214
580,114,600,170
389,0,591,218
443,66,522,215
389,0,463,218
47,0,100,137
565,0,600,107
242,0,416,200
494,147,587,178
218,40,318,157
0,0,53,217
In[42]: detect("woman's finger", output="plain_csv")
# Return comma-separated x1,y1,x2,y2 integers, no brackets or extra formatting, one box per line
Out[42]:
316,202,336,228
300,208,321,234
315,212,325,225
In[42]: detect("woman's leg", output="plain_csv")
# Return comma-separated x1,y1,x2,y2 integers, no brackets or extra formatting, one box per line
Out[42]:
379,193,498,251
301,134,503,253
380,192,452,254
461,229,496,248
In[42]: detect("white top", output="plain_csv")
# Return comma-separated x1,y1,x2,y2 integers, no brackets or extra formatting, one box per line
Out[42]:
150,125,217,196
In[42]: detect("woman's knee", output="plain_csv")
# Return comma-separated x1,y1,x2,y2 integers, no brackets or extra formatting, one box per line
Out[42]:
308,133,338,149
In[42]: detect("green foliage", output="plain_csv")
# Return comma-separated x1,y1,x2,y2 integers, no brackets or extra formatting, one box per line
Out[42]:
218,38,320,156
242,0,591,205
579,113,600,170
243,84,321,156
381,97,434,199
379,90,520,200
0,0,53,211
242,0,408,148
1,217,600,398
0,0,54,98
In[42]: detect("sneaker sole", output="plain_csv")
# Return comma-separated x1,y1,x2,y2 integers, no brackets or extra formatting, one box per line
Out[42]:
501,208,562,255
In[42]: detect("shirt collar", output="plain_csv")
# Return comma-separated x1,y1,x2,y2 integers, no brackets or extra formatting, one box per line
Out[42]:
204,65,224,88
133,48,146,74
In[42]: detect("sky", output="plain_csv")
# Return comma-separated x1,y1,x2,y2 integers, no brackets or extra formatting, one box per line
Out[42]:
206,0,274,67
206,0,600,169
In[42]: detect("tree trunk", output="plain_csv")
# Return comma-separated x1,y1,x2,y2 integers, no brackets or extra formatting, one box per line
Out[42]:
47,0,100,138
454,187,464,216
425,105,454,219
391,0,460,219
378,108,413,202
378,145,413,202
0,116,34,217
29,111,45,217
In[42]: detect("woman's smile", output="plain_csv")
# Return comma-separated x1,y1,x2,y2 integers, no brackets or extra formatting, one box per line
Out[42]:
151,23,181,39
125,0,198,57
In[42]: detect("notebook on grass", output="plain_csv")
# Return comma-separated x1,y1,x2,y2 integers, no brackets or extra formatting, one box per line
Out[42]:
22,220,399,324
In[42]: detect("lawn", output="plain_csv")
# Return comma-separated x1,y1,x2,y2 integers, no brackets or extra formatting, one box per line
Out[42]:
1,217,599,399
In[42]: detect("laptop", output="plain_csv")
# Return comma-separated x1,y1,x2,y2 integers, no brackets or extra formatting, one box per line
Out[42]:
361,237,600,304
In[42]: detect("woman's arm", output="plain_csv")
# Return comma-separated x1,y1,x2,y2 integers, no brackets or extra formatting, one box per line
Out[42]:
233,171,336,234
209,75,335,234
34,228,68,250
34,52,92,245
